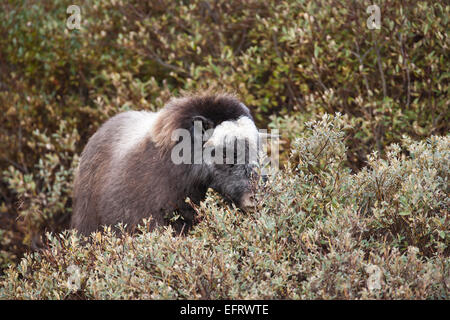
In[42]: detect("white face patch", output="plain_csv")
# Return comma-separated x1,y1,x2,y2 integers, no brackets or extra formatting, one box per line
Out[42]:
113,111,158,161
204,116,259,153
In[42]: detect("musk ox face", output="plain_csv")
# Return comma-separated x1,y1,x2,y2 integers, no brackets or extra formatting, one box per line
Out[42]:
202,118,260,209
180,112,261,210
209,161,257,209
169,99,262,211
204,139,259,209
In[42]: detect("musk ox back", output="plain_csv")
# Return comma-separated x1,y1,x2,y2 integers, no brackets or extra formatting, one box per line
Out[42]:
71,93,261,235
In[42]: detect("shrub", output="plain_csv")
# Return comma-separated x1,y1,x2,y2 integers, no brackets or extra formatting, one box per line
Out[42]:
1,114,448,299
0,0,448,297
2,122,79,247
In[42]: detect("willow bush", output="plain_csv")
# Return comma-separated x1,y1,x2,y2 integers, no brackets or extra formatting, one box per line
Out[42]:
0,114,448,299
0,0,448,297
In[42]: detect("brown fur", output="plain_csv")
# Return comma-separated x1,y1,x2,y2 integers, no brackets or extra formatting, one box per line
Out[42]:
152,92,250,153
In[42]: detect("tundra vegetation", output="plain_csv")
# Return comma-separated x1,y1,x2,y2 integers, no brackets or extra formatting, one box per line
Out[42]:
0,0,448,299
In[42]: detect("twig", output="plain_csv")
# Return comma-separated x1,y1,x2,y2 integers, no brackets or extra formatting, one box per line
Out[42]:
0,156,27,173
374,40,387,98
351,41,373,98
398,33,411,108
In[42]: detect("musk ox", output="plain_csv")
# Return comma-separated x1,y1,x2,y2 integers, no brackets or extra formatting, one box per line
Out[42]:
71,93,262,235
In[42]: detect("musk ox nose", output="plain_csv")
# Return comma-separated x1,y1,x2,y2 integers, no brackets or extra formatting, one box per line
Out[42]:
240,192,256,210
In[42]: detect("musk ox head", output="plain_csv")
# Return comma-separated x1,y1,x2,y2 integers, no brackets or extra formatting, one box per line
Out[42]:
201,116,260,209
156,94,262,210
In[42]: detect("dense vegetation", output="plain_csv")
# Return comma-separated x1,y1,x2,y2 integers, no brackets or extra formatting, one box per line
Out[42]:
0,0,448,299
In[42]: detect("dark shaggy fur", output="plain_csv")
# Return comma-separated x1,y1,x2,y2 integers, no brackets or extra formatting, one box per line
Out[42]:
71,93,256,236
